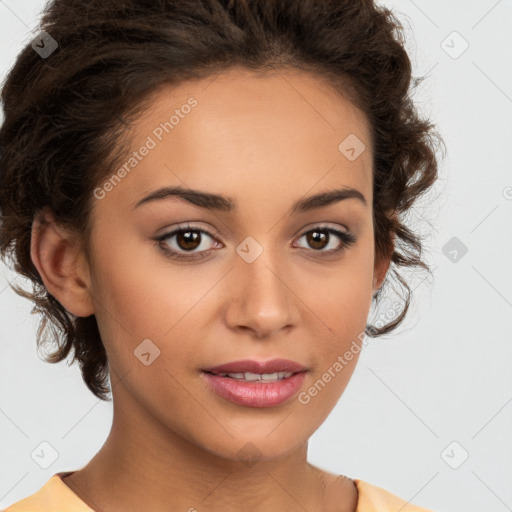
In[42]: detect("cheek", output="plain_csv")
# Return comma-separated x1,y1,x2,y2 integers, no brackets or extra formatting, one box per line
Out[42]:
319,238,375,336
86,223,216,366
85,223,159,353
302,284,370,418
306,237,374,397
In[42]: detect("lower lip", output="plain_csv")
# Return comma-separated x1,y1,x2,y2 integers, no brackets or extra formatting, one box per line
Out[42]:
201,371,308,408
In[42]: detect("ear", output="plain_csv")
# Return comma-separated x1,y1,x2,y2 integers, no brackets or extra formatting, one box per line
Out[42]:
372,210,396,292
30,206,95,317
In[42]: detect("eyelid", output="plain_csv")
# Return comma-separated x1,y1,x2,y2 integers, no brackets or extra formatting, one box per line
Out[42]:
295,221,350,237
155,222,220,242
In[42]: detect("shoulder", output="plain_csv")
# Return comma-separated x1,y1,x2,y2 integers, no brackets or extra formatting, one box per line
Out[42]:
354,479,436,512
3,473,94,512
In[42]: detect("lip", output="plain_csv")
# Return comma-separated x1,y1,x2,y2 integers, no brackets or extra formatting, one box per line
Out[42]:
201,371,308,408
200,358,309,408
202,358,308,375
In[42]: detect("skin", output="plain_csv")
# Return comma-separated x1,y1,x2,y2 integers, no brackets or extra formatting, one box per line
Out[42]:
30,67,392,512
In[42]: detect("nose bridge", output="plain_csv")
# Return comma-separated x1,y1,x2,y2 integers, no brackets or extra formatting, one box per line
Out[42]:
225,238,299,336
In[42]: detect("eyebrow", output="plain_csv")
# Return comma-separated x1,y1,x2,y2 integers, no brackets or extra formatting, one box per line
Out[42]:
132,185,367,214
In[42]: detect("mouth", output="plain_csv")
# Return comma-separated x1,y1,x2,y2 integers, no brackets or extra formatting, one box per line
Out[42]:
202,370,301,382
200,359,309,407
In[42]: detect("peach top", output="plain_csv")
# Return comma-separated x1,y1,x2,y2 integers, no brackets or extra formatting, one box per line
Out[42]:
3,471,435,511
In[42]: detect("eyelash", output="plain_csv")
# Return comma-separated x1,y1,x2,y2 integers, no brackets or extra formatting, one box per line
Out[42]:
154,223,356,261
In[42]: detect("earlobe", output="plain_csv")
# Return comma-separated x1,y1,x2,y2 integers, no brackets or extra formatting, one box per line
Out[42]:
30,206,95,317
373,253,391,292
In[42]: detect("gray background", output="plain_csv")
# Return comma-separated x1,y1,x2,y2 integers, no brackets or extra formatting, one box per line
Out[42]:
1,1,511,511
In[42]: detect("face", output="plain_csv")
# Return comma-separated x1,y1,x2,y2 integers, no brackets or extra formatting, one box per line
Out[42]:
76,67,386,462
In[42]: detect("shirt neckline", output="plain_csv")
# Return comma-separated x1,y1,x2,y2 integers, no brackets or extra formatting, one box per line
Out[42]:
54,471,364,511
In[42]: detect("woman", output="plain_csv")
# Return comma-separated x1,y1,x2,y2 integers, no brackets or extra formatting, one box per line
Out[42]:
0,0,444,510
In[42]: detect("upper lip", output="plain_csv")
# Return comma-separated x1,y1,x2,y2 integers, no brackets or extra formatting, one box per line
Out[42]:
203,358,309,375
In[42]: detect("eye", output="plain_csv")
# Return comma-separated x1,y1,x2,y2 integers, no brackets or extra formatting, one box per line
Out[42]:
154,223,356,261
155,224,220,261
293,225,356,255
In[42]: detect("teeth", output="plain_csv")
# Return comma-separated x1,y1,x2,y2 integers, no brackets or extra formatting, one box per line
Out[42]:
219,371,293,381
224,372,245,379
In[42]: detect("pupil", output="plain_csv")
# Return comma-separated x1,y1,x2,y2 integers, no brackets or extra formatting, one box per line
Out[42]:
178,230,200,250
308,230,328,250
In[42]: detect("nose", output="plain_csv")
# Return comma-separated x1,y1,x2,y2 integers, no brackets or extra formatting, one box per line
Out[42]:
222,248,300,340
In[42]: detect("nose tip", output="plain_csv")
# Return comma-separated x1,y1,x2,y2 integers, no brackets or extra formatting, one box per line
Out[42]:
224,257,300,339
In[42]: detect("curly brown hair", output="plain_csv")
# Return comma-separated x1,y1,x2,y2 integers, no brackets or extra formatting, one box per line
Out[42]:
0,0,445,401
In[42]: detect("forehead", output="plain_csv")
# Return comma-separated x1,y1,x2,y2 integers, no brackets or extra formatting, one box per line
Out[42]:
104,67,373,211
